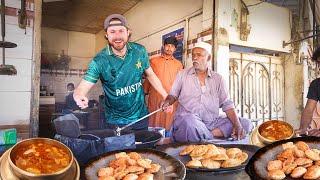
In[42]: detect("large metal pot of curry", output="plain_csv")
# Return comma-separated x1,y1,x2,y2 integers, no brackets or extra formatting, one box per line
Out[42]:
8,138,74,180
257,120,294,144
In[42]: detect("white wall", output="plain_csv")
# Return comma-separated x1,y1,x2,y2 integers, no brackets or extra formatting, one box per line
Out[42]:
41,28,102,102
218,0,291,53
0,0,34,125
42,27,95,69
95,0,204,63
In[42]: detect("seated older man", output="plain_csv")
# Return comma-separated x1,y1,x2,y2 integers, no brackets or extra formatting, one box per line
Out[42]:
162,42,253,142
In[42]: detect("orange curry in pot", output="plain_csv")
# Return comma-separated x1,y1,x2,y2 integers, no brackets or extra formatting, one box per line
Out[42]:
259,121,293,141
14,142,71,174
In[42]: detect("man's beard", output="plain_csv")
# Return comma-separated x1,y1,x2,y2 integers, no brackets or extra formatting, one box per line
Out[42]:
109,38,127,51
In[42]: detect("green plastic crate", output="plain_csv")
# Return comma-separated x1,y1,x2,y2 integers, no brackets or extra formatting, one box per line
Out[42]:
0,128,17,145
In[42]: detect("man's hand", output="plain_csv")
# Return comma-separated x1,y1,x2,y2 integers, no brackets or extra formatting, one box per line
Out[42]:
307,129,320,137
73,93,89,109
231,125,246,140
295,128,308,136
160,101,173,113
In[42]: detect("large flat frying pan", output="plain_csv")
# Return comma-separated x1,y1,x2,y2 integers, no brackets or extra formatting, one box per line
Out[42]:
81,129,162,149
158,142,260,173
83,148,186,180
245,136,320,180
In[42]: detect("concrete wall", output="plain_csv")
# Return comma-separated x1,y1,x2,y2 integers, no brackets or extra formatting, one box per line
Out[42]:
41,28,102,102
0,0,34,125
284,53,304,128
95,0,205,66
218,0,291,52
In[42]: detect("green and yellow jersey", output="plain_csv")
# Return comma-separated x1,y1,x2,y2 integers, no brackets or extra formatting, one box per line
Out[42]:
84,42,149,125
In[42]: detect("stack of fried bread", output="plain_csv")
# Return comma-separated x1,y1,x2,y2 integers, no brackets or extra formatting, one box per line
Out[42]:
179,144,248,169
267,141,320,180
97,152,161,180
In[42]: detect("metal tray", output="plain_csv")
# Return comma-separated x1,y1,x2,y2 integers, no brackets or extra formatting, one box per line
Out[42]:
83,148,186,180
245,136,320,180
158,142,260,173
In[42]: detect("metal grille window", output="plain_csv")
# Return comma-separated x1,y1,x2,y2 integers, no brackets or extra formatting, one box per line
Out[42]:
229,53,284,127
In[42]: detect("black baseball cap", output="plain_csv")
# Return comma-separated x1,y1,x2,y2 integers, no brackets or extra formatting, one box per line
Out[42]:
104,14,128,31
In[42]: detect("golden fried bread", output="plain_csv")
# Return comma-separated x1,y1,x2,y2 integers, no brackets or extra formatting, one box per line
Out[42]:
128,152,142,160
127,158,137,166
98,176,116,180
315,160,320,166
123,174,139,180
180,145,196,156
282,162,297,175
226,148,242,159
127,166,145,173
98,167,114,177
295,158,313,166
137,173,154,180
211,153,229,161
267,160,283,171
137,159,152,169
146,164,161,173
268,169,286,180
290,167,307,178
190,145,208,157
186,160,202,168
202,147,220,159
217,147,227,154
305,149,320,161
282,142,295,150
221,158,242,168
115,152,129,159
303,165,320,179
235,152,248,164
200,159,221,169
294,148,305,158
277,148,294,161
295,141,310,151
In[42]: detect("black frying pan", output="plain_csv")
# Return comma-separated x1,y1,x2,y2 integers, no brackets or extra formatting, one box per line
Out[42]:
81,129,162,149
158,142,260,173
83,148,186,180
245,136,320,180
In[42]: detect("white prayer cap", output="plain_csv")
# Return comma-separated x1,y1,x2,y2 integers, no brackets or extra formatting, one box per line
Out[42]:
193,41,212,55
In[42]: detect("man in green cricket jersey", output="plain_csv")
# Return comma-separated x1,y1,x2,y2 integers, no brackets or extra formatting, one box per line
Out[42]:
73,14,168,131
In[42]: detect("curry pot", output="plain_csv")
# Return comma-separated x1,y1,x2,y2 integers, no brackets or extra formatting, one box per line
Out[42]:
257,120,294,144
8,138,74,180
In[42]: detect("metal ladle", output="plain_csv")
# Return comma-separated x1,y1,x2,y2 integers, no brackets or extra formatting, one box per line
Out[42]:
115,108,162,136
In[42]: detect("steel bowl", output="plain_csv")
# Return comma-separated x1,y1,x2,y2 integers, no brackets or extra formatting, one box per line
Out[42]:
257,120,294,144
8,138,74,180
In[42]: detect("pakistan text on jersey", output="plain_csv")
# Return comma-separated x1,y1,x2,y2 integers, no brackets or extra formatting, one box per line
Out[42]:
115,81,142,96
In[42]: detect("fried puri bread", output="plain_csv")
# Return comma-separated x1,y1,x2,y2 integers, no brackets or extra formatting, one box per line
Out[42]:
190,145,208,157
267,160,283,171
305,149,320,161
211,153,229,161
146,164,161,173
235,152,248,164
291,167,307,178
180,145,196,156
186,160,202,168
303,165,320,179
200,159,221,169
282,162,297,175
295,141,310,151
123,174,139,180
137,173,154,180
226,148,242,159
97,152,161,180
221,158,242,168
282,142,296,150
295,158,313,166
267,169,286,180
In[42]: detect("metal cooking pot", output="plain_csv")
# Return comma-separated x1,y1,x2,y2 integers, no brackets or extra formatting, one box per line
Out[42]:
8,138,74,180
